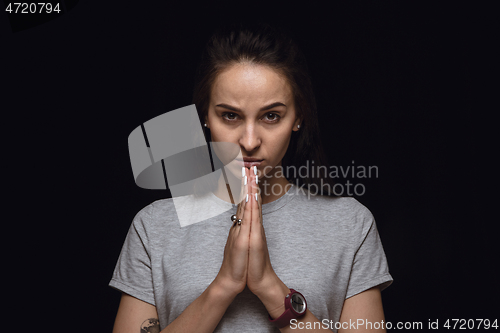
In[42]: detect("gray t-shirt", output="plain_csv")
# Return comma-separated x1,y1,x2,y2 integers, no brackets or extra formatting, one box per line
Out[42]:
109,184,393,332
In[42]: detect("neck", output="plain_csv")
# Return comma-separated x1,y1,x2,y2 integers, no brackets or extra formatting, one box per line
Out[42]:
259,170,292,204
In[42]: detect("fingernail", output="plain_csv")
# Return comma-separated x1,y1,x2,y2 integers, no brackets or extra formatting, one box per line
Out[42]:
244,175,247,186
242,167,246,178
253,166,257,175
255,175,258,184
255,193,258,202
246,194,249,202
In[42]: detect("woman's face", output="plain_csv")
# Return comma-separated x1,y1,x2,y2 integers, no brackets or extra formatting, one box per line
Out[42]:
206,62,301,180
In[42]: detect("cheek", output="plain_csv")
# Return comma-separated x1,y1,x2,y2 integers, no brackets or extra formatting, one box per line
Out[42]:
267,129,292,159
209,124,233,142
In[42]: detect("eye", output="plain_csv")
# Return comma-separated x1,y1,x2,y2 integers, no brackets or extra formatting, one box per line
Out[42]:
221,112,239,122
263,112,281,123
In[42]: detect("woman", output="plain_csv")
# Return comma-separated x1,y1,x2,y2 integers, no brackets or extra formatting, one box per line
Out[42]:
110,22,393,332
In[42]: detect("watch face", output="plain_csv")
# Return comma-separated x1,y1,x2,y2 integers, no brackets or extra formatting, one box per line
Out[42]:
290,293,306,314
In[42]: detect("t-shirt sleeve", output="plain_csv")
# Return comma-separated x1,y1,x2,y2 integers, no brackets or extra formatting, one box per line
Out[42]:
345,207,393,299
109,206,156,306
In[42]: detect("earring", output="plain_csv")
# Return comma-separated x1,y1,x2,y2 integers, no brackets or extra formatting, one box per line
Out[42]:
204,123,207,127
297,124,301,129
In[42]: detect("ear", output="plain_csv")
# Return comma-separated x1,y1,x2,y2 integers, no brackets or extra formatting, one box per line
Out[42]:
292,117,302,132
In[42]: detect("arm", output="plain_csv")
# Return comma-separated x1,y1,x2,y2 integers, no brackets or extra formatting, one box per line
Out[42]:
113,171,252,333
338,286,386,333
246,171,387,332
255,282,386,332
253,276,333,332
246,170,332,332
160,278,237,333
112,293,160,333
112,278,239,333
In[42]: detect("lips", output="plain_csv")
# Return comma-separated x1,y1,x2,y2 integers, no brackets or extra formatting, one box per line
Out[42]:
236,158,263,168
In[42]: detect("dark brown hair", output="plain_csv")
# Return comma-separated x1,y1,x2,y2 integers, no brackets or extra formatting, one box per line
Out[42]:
192,22,335,192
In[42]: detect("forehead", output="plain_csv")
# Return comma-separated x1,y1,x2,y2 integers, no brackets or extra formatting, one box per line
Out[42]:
211,63,293,107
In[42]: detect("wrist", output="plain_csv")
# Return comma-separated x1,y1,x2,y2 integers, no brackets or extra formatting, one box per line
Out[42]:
254,276,290,319
211,275,242,301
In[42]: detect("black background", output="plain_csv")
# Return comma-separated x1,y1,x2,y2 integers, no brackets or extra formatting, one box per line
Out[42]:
2,1,496,331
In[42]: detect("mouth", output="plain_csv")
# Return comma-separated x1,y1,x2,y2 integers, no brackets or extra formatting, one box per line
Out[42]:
236,158,264,168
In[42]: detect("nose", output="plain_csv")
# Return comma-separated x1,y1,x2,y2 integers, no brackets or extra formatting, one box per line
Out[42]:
238,122,261,152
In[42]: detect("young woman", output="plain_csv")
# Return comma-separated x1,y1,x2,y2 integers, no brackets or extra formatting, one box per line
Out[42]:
110,23,393,333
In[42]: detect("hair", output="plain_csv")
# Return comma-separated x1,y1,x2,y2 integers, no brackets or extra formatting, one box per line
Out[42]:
192,22,336,194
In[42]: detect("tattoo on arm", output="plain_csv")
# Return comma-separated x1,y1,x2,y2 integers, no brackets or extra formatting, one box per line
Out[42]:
140,318,160,333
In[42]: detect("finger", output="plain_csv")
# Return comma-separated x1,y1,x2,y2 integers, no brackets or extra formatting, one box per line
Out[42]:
239,168,252,235
234,167,248,231
249,167,262,222
246,170,260,244
235,167,248,228
256,167,262,219
240,166,248,204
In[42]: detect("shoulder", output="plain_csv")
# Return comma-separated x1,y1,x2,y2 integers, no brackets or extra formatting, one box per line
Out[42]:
293,188,373,219
291,190,375,235
131,197,179,232
325,196,373,228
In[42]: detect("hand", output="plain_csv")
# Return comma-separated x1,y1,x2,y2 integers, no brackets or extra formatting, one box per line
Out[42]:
215,167,287,307
246,167,280,296
214,167,252,296
246,167,291,319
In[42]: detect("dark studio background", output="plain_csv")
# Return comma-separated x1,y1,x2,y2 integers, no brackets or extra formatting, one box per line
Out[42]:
2,1,496,331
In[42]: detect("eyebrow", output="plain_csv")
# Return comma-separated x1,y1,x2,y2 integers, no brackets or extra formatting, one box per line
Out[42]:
215,102,286,112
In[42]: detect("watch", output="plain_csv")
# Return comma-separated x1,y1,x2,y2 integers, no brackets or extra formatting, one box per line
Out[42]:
268,289,307,328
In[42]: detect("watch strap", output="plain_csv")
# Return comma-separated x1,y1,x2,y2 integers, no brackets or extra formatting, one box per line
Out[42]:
268,309,295,328
268,289,306,328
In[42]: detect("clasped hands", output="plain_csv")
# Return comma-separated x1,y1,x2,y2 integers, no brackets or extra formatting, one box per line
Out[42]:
215,166,290,317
